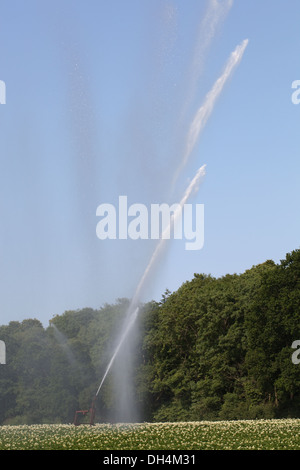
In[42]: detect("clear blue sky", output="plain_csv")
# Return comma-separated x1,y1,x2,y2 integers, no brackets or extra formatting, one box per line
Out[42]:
0,0,299,326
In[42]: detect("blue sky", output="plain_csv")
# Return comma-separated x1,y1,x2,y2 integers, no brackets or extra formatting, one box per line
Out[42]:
0,0,299,326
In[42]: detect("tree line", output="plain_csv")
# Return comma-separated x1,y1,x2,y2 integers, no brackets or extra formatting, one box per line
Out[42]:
1,249,300,424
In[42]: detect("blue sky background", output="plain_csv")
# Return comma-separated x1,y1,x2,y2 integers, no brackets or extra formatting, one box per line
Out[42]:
0,0,299,326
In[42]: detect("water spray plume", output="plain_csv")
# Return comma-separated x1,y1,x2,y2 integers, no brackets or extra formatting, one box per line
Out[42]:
130,164,206,309
94,164,206,398
93,38,249,414
95,306,139,397
173,38,249,188
186,39,248,160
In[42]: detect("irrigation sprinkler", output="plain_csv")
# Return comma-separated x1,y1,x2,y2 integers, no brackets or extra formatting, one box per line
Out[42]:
73,395,97,426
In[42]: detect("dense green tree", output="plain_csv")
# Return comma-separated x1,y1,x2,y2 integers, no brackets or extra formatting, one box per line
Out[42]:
1,250,300,423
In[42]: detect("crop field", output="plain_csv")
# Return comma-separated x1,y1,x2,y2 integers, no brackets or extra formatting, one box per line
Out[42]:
0,419,300,450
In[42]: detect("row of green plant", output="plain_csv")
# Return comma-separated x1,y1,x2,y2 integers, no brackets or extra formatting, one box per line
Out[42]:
1,420,300,450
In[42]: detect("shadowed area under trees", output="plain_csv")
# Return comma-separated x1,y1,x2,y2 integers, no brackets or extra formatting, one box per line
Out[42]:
1,249,300,424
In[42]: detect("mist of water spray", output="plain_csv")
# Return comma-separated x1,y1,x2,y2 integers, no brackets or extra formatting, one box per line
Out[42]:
50,323,77,366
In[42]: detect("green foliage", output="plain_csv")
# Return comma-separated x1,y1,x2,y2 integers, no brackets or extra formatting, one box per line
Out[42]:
141,250,300,421
1,250,300,423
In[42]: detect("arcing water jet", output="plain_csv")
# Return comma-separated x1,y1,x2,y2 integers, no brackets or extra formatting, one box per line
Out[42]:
94,164,206,401
172,38,249,189
95,306,139,398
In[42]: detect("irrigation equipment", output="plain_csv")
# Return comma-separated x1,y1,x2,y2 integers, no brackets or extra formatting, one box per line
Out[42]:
73,395,97,426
